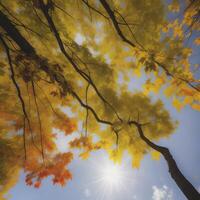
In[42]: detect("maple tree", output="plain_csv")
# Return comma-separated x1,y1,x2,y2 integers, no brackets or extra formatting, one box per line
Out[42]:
0,0,200,199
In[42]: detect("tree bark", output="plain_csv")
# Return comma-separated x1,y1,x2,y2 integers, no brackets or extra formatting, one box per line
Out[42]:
135,123,200,200
0,10,200,200
0,11,35,55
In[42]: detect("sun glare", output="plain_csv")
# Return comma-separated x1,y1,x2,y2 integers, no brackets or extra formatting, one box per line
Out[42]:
93,159,128,198
85,155,135,200
101,163,123,187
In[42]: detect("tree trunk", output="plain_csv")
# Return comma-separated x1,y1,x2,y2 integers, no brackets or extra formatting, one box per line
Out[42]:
0,10,200,200
136,124,200,200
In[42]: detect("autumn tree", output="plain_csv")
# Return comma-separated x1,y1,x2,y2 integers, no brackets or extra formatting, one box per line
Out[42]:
0,0,200,199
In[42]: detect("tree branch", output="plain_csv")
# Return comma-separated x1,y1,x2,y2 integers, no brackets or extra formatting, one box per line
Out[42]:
38,0,122,122
99,0,136,48
81,0,109,20
85,83,90,136
31,80,45,162
71,90,113,126
99,0,200,93
0,33,44,158
0,34,29,159
128,120,200,200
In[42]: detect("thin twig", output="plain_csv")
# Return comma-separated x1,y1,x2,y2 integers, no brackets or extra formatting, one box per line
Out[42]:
53,2,74,19
23,116,27,160
0,34,43,155
81,0,109,20
0,35,28,159
85,83,90,136
31,80,45,162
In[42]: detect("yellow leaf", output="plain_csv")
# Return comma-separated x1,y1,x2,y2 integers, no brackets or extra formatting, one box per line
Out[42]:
162,23,169,33
168,1,180,12
172,98,183,111
151,151,161,160
132,154,142,169
173,25,183,38
109,150,122,164
182,48,192,57
181,87,195,96
184,96,193,105
194,38,200,46
79,151,90,160
164,86,175,98
133,67,141,77
191,104,200,111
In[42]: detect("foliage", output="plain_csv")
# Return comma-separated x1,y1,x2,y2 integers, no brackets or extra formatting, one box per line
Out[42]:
0,0,199,198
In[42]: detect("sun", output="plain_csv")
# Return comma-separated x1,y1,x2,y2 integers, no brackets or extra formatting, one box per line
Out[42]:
100,163,123,188
85,155,135,200
94,159,127,197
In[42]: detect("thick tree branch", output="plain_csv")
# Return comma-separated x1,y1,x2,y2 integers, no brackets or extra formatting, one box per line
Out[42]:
71,90,113,126
128,120,200,200
38,0,122,122
99,0,136,48
0,2,43,39
0,10,112,127
0,12,36,55
81,0,138,26
99,0,200,93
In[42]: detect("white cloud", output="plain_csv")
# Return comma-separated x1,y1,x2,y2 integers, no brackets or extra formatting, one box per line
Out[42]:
152,185,173,200
84,188,91,198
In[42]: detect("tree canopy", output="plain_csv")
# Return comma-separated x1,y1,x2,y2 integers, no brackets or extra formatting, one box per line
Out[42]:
0,0,200,199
